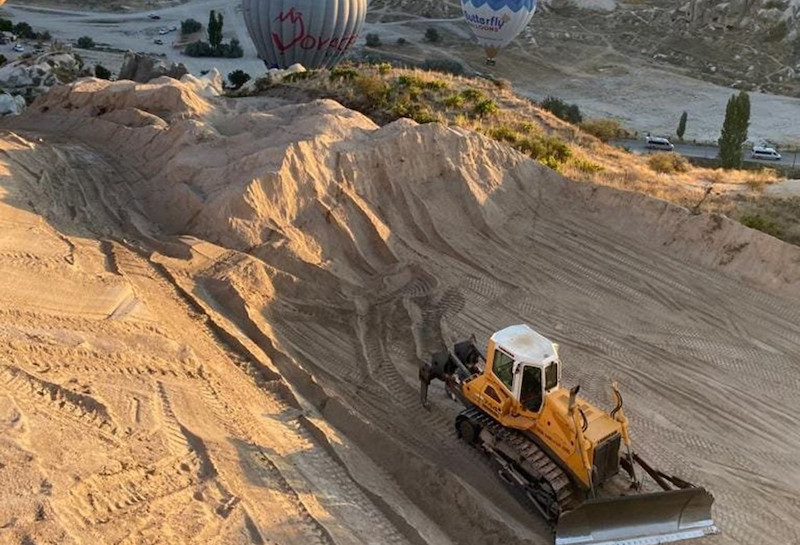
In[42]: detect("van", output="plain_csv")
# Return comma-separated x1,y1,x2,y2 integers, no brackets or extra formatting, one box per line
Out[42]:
645,136,674,151
750,146,781,161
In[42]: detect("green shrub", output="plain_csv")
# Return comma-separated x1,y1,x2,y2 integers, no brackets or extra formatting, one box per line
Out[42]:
397,74,448,91
540,96,583,124
460,88,485,102
425,28,441,43
228,69,251,89
355,74,391,108
283,70,315,83
472,99,498,117
740,214,781,236
397,74,423,87
365,33,382,47
184,39,243,58
330,67,360,81
420,58,464,75
94,64,111,80
443,94,465,108
13,22,36,40
77,36,95,49
647,152,690,173
181,18,202,34
579,118,626,142
377,62,392,75
488,125,520,143
396,37,407,45
569,157,604,173
424,79,448,91
412,108,438,124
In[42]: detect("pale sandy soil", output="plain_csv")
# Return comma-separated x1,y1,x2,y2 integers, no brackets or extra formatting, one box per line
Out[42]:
0,78,799,545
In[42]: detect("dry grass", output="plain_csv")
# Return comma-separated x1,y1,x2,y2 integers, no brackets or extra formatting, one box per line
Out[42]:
248,65,796,244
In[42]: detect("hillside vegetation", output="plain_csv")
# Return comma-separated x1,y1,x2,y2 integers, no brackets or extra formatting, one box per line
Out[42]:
242,65,800,245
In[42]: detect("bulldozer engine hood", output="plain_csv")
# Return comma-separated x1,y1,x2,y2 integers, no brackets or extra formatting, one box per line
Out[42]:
548,389,621,446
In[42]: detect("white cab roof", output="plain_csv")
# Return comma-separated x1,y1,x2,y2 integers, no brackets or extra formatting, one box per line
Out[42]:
492,325,556,366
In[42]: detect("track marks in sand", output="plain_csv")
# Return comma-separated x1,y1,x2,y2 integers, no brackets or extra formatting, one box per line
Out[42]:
0,364,119,440
66,383,210,527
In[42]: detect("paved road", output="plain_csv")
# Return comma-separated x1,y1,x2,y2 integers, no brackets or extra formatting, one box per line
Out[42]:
613,138,800,168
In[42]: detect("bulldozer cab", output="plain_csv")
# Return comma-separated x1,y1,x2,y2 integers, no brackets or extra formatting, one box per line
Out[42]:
488,325,561,414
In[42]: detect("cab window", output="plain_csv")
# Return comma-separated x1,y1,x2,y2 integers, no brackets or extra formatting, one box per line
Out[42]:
520,366,543,412
545,361,558,390
492,350,514,392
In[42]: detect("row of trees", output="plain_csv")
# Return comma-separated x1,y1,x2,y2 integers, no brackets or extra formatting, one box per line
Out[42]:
0,18,51,40
671,92,751,168
184,10,242,58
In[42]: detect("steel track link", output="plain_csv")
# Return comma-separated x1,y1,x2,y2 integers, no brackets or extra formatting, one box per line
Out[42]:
458,406,580,523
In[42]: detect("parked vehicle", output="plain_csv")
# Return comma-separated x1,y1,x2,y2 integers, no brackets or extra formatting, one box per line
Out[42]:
750,146,782,161
12,44,24,53
169,25,178,32
148,13,161,20
154,39,164,45
158,27,169,35
645,136,675,151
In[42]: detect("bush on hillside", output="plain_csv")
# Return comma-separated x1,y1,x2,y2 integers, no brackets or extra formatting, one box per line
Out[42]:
647,152,690,174
421,58,464,76
228,69,251,89
540,96,583,124
579,118,626,142
94,64,111,80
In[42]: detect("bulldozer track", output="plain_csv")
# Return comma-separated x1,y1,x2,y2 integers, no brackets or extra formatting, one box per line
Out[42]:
459,406,579,519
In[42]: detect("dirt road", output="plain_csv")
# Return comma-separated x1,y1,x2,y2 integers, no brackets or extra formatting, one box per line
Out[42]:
0,80,798,545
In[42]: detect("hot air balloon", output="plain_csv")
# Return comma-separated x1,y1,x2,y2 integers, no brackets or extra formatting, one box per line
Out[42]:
461,0,537,65
242,0,368,70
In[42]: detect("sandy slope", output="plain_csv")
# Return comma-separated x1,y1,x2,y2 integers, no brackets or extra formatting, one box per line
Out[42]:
0,78,799,545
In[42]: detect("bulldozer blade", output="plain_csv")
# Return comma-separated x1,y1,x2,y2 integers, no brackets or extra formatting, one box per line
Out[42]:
556,488,718,545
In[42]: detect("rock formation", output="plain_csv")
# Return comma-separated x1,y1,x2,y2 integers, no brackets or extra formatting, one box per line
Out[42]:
118,50,189,83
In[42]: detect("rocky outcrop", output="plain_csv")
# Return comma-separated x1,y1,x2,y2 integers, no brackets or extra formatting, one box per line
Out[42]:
0,93,26,115
0,52,82,98
180,68,223,98
676,0,800,35
118,51,189,83
31,77,211,120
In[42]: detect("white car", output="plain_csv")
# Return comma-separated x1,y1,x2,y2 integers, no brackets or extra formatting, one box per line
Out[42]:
750,146,781,161
158,28,169,35
169,25,178,32
645,136,674,151
12,44,24,53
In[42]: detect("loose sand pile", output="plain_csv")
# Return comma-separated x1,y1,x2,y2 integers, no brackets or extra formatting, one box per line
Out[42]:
1,77,799,545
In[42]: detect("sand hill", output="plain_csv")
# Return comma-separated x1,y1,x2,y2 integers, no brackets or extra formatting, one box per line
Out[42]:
0,77,799,545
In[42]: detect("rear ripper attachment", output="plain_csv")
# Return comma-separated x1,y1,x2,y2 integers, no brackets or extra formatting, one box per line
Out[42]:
420,325,718,545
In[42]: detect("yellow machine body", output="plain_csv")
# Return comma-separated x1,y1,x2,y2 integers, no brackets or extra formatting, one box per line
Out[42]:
419,324,718,545
461,336,621,489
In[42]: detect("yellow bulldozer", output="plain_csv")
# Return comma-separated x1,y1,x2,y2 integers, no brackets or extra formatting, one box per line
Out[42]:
419,324,718,545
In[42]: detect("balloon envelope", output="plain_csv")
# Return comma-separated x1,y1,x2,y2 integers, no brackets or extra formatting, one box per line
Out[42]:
461,0,536,59
242,0,367,69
